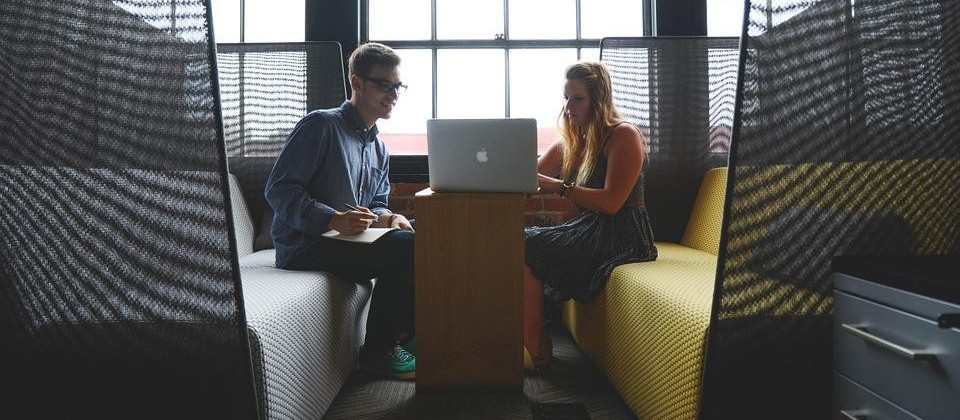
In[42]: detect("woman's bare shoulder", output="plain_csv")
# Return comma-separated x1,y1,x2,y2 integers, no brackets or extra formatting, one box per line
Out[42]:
606,123,643,150
612,121,641,136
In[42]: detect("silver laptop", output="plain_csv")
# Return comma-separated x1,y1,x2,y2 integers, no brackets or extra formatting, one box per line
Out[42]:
427,118,538,193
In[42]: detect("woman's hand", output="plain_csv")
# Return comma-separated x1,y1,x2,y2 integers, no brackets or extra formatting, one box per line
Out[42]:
538,174,565,195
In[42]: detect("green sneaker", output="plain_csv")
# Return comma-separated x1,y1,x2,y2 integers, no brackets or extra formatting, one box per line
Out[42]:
363,343,416,380
401,337,416,356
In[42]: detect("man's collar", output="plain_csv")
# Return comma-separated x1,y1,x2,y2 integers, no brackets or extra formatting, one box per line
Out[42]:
340,101,379,140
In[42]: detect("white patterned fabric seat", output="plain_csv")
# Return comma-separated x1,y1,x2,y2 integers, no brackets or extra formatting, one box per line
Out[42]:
229,174,371,419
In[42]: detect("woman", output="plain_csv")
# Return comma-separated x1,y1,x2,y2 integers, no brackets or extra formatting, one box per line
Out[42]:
524,61,658,368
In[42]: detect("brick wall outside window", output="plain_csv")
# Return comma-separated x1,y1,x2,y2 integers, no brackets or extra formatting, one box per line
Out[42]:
388,183,578,228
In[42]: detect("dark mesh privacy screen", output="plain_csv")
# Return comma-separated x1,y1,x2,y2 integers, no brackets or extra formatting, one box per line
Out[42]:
0,1,258,418
601,37,740,242
216,42,347,246
702,0,960,417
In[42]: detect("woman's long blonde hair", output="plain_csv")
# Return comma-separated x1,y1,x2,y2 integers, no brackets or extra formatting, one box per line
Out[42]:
558,61,624,185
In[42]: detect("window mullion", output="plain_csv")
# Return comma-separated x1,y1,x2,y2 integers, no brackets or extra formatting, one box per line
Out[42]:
643,0,653,36
431,0,438,119
575,0,581,60
504,0,510,118
360,0,369,41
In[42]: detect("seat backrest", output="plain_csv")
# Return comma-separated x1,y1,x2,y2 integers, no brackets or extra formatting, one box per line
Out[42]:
600,37,739,243
0,1,258,417
680,167,727,255
229,173,256,258
217,42,347,158
217,42,347,252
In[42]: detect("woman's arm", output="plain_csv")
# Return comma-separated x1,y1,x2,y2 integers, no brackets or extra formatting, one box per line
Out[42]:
537,139,564,177
539,124,645,215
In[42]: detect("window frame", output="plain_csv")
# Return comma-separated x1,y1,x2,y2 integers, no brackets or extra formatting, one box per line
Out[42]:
362,0,655,181
362,0,654,124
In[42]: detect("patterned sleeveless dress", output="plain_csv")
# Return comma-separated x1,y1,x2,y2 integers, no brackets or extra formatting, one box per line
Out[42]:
524,153,658,303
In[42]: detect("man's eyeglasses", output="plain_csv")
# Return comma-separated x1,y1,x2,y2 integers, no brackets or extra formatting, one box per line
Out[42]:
359,75,408,94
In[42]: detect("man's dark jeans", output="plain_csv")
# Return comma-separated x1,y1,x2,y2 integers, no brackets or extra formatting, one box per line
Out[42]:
286,230,415,356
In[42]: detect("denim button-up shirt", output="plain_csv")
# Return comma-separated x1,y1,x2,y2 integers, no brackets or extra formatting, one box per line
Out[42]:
265,101,392,268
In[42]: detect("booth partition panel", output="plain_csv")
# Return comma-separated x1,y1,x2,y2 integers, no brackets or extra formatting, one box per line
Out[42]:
0,1,258,418
702,0,960,417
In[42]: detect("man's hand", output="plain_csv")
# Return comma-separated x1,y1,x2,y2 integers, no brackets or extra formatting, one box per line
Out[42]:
329,206,377,235
391,214,414,232
379,213,414,232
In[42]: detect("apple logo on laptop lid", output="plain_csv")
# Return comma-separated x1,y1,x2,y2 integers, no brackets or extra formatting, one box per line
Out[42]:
476,148,488,163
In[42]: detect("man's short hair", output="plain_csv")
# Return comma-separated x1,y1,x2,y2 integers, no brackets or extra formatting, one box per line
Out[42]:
348,42,401,77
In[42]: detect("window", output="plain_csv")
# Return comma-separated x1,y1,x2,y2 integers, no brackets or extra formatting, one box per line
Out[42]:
210,0,305,43
708,0,747,37
366,0,648,155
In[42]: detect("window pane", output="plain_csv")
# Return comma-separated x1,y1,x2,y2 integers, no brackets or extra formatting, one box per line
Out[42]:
509,49,577,153
245,0,305,42
581,0,643,38
369,0,431,41
708,0,745,36
378,49,433,155
437,0,503,40
581,47,600,62
509,0,575,40
210,0,240,43
437,49,505,118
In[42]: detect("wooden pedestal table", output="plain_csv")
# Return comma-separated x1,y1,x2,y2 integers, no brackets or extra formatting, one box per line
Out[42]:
414,188,525,391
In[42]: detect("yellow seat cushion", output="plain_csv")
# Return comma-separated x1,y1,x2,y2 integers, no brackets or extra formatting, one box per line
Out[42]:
564,242,717,420
681,167,727,255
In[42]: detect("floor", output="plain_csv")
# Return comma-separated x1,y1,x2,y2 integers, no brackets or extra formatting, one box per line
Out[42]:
322,323,637,419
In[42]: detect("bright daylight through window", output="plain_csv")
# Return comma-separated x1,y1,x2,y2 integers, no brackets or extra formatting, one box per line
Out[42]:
210,0,305,43
208,1,745,156
367,0,642,155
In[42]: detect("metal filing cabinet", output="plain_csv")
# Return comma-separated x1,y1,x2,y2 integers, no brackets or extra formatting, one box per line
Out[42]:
832,257,960,420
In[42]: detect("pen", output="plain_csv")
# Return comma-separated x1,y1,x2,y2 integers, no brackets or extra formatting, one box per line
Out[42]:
344,203,372,214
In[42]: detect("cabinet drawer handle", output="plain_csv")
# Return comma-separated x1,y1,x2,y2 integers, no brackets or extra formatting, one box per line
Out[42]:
841,324,934,361
839,410,864,420
938,313,960,329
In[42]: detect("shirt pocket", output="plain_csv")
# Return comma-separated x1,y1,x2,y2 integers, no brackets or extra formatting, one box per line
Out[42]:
363,166,386,200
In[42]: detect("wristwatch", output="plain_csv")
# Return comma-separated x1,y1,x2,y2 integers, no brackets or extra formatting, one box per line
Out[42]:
559,181,573,197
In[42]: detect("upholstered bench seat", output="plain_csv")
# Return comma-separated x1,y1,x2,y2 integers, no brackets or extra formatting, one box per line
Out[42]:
241,267,370,420
239,249,279,269
565,243,716,419
228,174,371,419
564,167,726,420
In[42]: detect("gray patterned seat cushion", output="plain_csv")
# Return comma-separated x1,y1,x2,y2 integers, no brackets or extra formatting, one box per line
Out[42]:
239,249,278,269
228,173,256,258
230,173,372,419
242,267,372,420
230,174,279,269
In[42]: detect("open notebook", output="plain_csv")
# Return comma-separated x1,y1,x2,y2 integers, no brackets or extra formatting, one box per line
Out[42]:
323,227,398,244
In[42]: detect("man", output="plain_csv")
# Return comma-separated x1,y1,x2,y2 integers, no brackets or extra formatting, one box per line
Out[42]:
265,42,416,379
